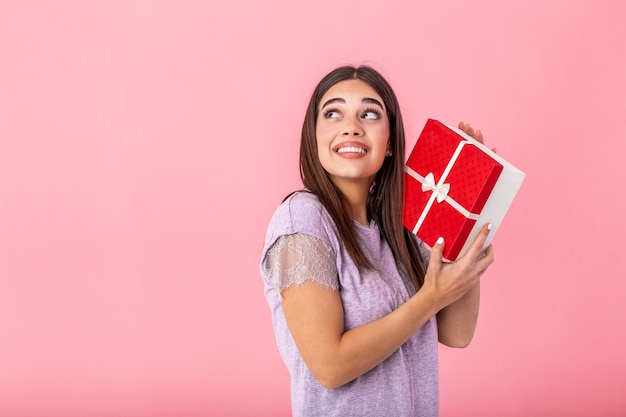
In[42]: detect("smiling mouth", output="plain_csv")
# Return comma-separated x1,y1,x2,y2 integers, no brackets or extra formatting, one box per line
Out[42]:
336,146,367,154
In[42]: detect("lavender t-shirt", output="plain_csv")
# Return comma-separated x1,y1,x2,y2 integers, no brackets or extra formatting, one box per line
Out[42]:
260,192,439,417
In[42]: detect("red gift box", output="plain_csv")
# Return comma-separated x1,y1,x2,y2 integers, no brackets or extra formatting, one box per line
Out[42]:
403,119,505,261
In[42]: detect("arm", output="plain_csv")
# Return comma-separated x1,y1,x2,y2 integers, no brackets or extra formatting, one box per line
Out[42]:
279,225,493,389
433,122,496,347
281,276,442,389
436,281,480,348
427,224,494,348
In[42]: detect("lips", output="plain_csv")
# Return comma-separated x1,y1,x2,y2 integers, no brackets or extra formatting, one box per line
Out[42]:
337,146,367,154
333,142,369,154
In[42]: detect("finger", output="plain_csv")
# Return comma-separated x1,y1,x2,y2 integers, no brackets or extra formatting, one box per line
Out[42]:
478,244,494,262
483,244,494,260
474,129,484,144
476,245,495,273
458,121,472,135
463,124,475,137
462,223,492,261
428,236,445,271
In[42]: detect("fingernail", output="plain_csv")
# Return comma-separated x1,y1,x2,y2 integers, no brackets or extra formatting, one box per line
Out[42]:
487,223,492,231
436,237,444,245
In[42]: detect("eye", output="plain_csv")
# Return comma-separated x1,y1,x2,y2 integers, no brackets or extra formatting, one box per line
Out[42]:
362,108,382,120
323,109,342,119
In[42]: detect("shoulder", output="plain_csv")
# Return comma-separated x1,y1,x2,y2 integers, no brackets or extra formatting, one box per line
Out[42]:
263,191,337,250
271,191,328,230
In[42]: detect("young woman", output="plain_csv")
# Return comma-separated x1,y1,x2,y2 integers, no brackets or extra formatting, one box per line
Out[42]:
260,65,494,416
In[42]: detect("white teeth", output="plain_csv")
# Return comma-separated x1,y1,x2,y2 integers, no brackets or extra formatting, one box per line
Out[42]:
337,147,366,154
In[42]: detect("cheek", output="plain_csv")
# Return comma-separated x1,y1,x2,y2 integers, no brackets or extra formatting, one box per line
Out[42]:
315,124,333,145
369,119,390,140
315,129,337,165
374,128,391,149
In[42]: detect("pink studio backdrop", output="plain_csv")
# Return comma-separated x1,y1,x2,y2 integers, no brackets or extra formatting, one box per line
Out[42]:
1,1,625,416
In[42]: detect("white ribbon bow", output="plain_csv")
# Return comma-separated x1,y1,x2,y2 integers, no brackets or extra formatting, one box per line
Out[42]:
421,172,450,203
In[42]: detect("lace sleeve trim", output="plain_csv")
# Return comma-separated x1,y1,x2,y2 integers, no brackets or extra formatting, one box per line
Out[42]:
263,233,338,300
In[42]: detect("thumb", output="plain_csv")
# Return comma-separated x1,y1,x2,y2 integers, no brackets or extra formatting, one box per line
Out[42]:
428,236,445,269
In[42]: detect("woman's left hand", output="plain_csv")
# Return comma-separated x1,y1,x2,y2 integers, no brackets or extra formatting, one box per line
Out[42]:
458,121,496,153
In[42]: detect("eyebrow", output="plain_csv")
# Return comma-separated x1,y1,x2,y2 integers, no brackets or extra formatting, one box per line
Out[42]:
321,97,385,110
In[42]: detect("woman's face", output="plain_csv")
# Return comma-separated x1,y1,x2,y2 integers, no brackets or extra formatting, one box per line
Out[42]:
315,79,390,189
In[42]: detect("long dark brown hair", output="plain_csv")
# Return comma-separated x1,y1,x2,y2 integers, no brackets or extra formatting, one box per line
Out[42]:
298,65,425,289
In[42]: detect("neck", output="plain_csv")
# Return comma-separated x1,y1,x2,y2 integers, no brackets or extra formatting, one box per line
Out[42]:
332,178,372,226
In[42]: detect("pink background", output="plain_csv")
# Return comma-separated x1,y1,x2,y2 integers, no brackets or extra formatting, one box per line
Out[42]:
1,1,625,416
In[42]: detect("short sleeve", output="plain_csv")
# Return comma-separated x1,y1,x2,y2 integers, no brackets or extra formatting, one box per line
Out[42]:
262,233,339,300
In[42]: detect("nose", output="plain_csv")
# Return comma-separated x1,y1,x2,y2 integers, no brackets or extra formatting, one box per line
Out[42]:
341,117,364,136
